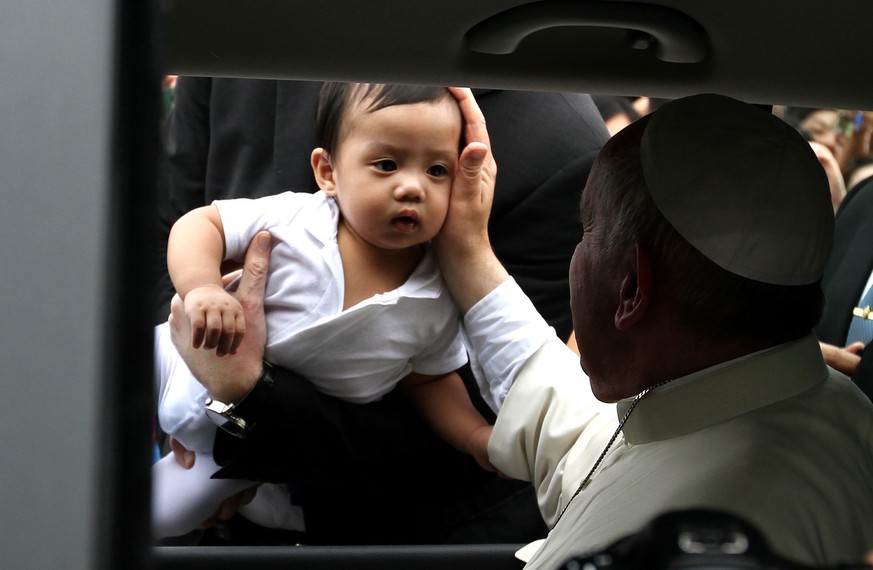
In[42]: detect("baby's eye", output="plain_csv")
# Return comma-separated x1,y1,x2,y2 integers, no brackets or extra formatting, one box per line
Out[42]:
427,164,449,177
373,159,398,172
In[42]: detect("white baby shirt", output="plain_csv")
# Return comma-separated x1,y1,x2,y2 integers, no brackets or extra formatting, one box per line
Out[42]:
216,190,468,403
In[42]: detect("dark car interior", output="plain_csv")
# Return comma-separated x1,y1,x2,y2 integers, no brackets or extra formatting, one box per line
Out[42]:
4,0,872,569
165,0,872,108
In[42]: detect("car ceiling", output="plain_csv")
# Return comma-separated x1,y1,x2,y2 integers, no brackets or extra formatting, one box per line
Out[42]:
164,0,872,110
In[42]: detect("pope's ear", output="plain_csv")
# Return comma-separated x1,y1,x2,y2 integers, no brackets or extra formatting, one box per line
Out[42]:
311,148,336,195
615,245,654,331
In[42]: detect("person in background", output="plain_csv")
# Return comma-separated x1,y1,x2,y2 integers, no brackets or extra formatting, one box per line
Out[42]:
782,107,873,208
841,111,873,190
816,175,873,399
782,107,851,211
591,95,642,135
782,107,848,163
590,95,669,136
808,140,848,212
782,108,873,394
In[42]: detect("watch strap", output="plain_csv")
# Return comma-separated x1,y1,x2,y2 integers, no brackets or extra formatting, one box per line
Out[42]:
232,361,275,431
209,361,275,438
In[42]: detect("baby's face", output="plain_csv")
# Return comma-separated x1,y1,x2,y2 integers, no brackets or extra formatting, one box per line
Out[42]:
328,95,461,251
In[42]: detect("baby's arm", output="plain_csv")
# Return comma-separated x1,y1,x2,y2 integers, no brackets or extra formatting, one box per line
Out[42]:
400,371,494,472
167,204,245,355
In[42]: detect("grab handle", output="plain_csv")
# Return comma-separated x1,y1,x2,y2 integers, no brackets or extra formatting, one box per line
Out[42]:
466,1,707,64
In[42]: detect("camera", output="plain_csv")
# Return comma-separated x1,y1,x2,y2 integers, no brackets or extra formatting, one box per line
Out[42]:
558,509,872,570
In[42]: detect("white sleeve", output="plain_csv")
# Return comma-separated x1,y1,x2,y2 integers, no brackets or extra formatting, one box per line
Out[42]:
488,336,615,527
213,191,311,261
462,277,553,411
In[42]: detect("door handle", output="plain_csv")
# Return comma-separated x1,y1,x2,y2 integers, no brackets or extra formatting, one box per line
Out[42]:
466,1,707,64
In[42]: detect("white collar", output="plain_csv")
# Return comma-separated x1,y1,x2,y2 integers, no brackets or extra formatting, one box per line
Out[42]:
619,333,829,444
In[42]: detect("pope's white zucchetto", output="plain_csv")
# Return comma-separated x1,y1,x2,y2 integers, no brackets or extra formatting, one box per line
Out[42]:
640,93,834,286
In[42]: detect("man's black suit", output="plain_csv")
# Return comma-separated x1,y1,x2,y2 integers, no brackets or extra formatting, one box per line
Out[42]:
817,177,873,399
155,77,608,545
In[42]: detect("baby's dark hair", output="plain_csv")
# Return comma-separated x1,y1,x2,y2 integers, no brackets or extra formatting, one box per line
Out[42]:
315,83,453,155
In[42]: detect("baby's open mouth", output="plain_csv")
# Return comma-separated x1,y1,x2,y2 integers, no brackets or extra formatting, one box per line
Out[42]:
392,213,418,232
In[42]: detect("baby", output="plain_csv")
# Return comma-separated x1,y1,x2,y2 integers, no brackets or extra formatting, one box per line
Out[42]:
152,83,492,538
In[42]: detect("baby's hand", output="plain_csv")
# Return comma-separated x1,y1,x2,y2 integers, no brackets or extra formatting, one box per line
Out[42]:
184,284,246,356
467,424,495,472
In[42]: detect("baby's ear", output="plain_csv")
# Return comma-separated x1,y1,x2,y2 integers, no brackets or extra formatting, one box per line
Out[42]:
311,148,336,195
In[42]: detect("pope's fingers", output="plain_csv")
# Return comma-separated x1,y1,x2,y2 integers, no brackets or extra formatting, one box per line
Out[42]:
449,87,491,149
454,143,490,202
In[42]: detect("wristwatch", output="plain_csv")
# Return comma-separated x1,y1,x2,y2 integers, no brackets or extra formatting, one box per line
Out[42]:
204,361,274,439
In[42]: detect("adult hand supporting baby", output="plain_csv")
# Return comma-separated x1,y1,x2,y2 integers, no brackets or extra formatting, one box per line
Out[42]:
169,231,273,404
166,230,273,528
